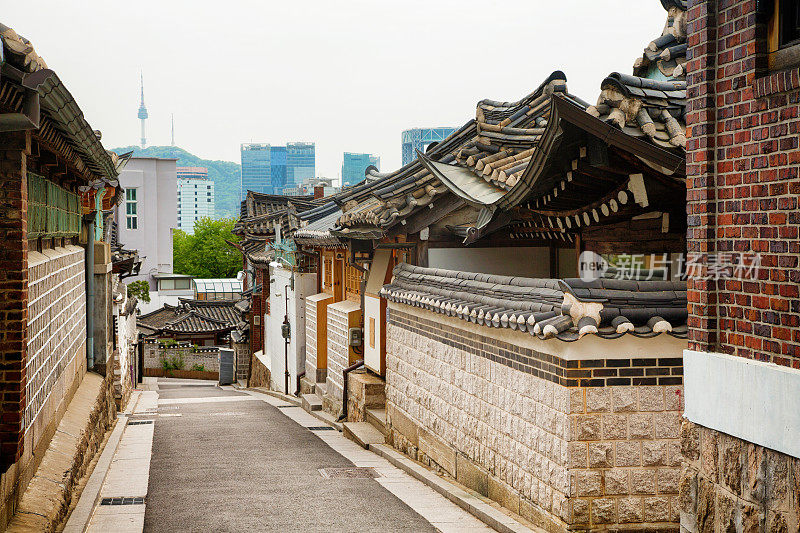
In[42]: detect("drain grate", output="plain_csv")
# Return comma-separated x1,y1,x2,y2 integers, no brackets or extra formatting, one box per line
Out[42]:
319,467,378,479
128,420,154,426
276,405,296,409
100,497,146,505
307,426,335,431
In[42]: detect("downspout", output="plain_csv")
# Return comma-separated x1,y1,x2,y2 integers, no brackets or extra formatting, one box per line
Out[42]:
84,212,96,369
337,359,364,422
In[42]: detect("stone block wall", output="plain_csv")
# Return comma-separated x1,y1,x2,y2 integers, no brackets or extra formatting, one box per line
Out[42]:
249,352,271,389
680,420,800,533
346,370,385,423
25,246,86,436
386,303,685,532
325,300,359,403
234,341,249,381
568,386,682,528
143,341,220,372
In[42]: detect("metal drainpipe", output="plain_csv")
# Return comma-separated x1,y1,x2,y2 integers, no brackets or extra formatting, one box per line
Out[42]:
337,359,364,422
85,213,96,369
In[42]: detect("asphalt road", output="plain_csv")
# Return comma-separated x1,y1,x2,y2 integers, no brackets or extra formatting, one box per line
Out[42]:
143,381,436,532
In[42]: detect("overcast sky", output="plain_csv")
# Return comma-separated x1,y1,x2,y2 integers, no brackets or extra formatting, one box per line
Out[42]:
5,1,665,181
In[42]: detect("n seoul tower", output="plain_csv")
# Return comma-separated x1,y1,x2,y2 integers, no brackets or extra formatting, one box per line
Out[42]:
138,73,148,148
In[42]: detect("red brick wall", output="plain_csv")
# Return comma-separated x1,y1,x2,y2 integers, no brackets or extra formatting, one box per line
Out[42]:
686,0,800,366
0,132,30,470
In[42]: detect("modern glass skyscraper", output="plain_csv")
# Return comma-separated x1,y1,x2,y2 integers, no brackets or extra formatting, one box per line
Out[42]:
286,142,315,193
401,127,457,166
240,143,271,196
341,152,380,187
240,142,315,196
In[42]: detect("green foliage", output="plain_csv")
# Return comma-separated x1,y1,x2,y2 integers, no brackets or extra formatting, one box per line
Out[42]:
190,363,207,372
173,217,241,278
110,145,240,218
161,352,185,372
127,280,151,303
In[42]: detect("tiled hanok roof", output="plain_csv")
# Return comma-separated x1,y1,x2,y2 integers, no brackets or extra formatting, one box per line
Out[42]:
380,263,687,341
0,23,125,183
294,209,345,248
329,1,687,243
586,2,687,149
331,72,583,239
138,298,246,336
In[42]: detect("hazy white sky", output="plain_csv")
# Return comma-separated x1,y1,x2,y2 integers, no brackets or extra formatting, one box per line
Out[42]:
5,1,665,180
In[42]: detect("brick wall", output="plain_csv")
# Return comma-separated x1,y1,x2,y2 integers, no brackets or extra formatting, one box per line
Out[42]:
0,131,30,469
386,304,684,531
685,0,800,365
682,3,800,532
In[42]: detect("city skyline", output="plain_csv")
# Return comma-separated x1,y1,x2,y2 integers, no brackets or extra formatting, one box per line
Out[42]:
2,1,666,180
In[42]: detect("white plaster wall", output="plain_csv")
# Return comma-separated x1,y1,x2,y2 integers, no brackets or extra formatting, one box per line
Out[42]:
428,247,550,278
684,349,800,459
117,158,177,290
364,294,382,374
266,264,317,393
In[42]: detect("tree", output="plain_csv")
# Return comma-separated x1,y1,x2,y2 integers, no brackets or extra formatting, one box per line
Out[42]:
126,280,151,303
173,217,241,279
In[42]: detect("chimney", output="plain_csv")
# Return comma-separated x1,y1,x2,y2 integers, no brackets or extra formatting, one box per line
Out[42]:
314,185,324,199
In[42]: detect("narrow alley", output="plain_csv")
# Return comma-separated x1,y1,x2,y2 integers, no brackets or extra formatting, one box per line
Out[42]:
71,379,494,532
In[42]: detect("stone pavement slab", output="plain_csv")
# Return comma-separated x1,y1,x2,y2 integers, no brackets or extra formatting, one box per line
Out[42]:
85,391,156,533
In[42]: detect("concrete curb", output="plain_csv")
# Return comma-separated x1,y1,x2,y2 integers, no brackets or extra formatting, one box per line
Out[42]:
370,444,541,533
62,391,141,533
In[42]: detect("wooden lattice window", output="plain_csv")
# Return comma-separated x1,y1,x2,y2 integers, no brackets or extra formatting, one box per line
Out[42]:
27,172,80,239
344,262,361,300
323,255,333,291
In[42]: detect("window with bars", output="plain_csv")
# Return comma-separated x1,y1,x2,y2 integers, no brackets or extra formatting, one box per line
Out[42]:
126,188,138,229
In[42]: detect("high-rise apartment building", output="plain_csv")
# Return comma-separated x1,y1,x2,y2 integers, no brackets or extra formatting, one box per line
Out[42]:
177,167,214,234
240,142,315,196
401,127,456,166
341,152,380,187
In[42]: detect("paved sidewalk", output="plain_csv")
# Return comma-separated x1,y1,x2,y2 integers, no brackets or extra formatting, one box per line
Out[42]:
85,391,157,533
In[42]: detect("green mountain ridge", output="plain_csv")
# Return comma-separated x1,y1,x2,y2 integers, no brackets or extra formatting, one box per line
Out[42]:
111,146,241,218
